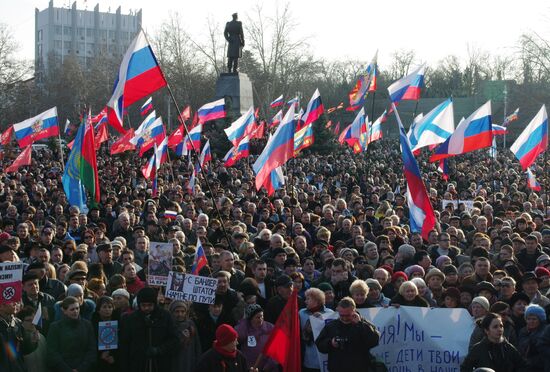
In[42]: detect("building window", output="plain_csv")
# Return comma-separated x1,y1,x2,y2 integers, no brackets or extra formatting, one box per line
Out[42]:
78,28,84,36
64,27,71,35
109,30,115,38
54,40,62,49
37,30,43,41
86,28,92,37
55,26,62,35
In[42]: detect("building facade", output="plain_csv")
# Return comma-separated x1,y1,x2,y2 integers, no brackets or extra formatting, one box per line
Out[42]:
35,0,141,73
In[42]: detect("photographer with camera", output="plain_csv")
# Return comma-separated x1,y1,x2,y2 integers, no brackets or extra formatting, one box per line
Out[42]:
316,297,380,372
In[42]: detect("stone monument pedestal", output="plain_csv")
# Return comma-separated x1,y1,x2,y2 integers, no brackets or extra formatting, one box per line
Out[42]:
215,72,254,118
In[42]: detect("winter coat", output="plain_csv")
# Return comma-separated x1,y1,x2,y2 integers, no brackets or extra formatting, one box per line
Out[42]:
0,314,37,372
119,307,179,372
172,319,202,372
47,316,96,372
235,318,277,370
461,337,526,372
224,20,244,58
518,324,546,371
194,348,248,372
316,316,380,372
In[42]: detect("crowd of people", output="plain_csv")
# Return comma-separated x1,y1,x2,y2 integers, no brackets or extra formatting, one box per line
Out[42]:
0,137,549,372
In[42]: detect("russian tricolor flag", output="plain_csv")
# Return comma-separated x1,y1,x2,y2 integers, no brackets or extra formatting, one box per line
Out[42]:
191,237,208,274
199,140,212,169
367,111,385,145
270,109,283,128
197,99,225,124
224,136,250,167
526,168,541,191
394,104,436,240
286,97,299,107
154,136,168,167
387,64,425,103
253,105,296,191
430,101,493,162
185,124,202,153
264,167,285,196
13,107,59,148
339,108,367,153
302,89,324,127
140,97,154,116
270,95,284,108
492,124,508,136
163,210,178,220
107,30,167,131
224,106,255,146
510,105,548,170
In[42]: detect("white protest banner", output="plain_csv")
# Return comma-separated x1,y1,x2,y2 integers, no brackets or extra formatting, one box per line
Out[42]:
165,272,218,304
311,306,474,372
441,199,475,212
0,262,24,304
98,320,118,350
147,242,173,286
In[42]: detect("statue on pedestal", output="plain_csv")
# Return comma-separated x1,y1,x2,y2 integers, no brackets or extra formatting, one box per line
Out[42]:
224,13,245,73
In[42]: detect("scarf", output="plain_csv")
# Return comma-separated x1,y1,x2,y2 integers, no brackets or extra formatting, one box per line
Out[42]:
213,340,237,359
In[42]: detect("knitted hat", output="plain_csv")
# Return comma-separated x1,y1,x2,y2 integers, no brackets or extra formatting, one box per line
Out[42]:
66,283,84,297
397,244,415,257
245,304,263,320
404,265,425,278
365,278,382,291
379,264,394,276
425,268,445,282
317,282,334,292
435,255,450,268
443,287,461,302
112,288,130,299
535,267,550,279
525,304,546,322
471,296,490,311
476,281,497,295
536,254,550,266
443,265,458,275
215,324,238,347
136,287,157,305
391,271,408,283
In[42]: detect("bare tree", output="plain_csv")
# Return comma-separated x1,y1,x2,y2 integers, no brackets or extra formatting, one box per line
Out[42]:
518,32,550,83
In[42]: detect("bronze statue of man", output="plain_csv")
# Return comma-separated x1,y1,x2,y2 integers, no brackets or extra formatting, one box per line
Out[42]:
224,13,245,73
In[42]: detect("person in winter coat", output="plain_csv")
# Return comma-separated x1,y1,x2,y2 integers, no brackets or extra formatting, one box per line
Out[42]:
119,287,179,372
299,287,335,371
235,304,277,371
47,296,96,372
91,296,119,372
195,324,250,372
0,300,38,372
316,297,380,372
390,281,429,307
461,312,526,372
169,301,202,372
517,304,547,371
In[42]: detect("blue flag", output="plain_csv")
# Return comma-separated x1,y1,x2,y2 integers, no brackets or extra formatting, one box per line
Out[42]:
62,123,88,213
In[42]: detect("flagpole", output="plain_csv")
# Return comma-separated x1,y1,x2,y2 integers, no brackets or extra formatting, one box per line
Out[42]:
57,132,65,170
139,27,235,251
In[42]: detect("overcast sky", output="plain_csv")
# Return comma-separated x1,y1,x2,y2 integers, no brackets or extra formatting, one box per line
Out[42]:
2,0,550,68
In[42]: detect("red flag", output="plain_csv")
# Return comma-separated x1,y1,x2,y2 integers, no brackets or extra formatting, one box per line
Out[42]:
168,124,184,148
110,128,136,155
6,146,32,173
178,105,191,124
254,107,260,119
94,122,109,150
262,289,301,371
91,108,107,124
0,127,14,145
190,112,199,128
334,121,341,135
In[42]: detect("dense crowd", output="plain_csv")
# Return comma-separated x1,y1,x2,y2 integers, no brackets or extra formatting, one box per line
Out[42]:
0,137,549,372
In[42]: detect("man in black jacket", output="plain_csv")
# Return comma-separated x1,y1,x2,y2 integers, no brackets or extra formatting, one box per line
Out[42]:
120,287,178,372
316,297,380,372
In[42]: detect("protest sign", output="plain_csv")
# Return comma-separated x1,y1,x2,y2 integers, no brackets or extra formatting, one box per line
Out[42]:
147,242,173,286
441,199,475,212
0,262,24,304
311,306,474,372
165,272,218,304
98,321,118,350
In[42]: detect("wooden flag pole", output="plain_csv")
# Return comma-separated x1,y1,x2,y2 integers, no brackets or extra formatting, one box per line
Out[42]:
57,131,65,171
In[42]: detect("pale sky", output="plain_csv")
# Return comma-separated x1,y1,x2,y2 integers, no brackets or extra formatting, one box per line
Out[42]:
2,0,550,68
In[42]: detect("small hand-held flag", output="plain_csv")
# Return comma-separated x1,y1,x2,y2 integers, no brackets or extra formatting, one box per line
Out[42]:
191,238,208,275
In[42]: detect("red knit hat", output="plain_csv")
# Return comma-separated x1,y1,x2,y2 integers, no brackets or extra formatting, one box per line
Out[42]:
380,264,394,276
215,324,238,347
535,266,550,279
391,271,408,283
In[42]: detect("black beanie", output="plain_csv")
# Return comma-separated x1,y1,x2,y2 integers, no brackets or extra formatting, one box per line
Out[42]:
137,287,157,305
